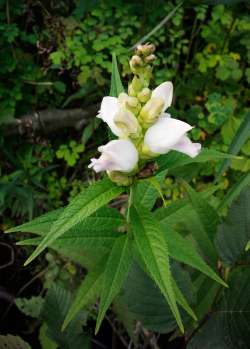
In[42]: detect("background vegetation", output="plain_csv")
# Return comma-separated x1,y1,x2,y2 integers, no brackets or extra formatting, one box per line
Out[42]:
0,0,249,348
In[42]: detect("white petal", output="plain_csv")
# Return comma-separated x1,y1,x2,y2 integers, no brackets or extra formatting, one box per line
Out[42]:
89,140,138,173
171,136,201,158
152,82,173,111
97,96,123,137
144,117,193,154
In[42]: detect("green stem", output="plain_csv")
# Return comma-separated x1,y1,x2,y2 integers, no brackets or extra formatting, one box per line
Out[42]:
126,185,134,223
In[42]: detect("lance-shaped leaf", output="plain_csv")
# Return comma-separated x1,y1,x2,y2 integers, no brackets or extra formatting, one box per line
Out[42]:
157,148,237,174
216,110,250,179
24,179,124,265
130,204,184,333
95,234,133,334
164,227,226,287
109,53,124,97
62,256,107,331
7,206,124,236
183,182,219,265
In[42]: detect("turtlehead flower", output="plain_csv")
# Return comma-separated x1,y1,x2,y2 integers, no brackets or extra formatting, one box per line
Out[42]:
98,96,140,138
143,115,201,158
139,82,173,126
88,139,138,173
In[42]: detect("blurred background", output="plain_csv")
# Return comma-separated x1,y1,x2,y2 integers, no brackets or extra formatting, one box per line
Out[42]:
0,0,249,348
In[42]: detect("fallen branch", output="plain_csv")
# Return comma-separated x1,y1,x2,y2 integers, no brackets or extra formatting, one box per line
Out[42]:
2,105,99,136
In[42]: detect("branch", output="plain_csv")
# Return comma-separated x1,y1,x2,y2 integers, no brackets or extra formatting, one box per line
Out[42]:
2,105,99,137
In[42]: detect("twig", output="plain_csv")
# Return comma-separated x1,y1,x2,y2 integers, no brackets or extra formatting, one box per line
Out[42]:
105,314,129,348
2,105,99,137
0,242,14,269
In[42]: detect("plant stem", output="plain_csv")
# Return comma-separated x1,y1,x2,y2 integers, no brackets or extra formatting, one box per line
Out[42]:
126,185,134,223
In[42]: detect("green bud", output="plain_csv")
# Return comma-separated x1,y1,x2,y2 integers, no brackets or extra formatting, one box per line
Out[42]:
138,97,164,127
107,171,133,186
138,143,156,159
129,55,143,71
137,87,151,103
144,54,156,63
136,43,156,56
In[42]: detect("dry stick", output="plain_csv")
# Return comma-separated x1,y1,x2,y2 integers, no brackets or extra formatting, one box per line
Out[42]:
129,2,183,51
2,105,99,137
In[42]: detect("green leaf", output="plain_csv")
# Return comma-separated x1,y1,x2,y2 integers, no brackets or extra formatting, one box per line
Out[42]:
15,296,44,318
245,240,250,251
188,267,250,349
0,335,31,349
217,172,250,211
157,148,236,174
109,53,124,97
39,323,58,349
130,204,184,333
8,206,124,236
183,182,219,265
17,230,122,250
119,262,195,333
162,227,226,287
217,111,250,179
62,256,106,331
134,170,167,210
42,284,90,349
95,234,133,334
24,179,123,265
215,187,250,265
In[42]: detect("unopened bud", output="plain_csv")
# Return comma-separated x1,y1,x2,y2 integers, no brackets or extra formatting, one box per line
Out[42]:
131,76,144,93
107,171,133,186
114,108,141,137
129,55,143,70
136,43,155,56
139,97,164,127
137,88,151,103
144,54,156,63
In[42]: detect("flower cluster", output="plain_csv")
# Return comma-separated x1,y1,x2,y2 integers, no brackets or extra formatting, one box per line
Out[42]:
89,44,201,185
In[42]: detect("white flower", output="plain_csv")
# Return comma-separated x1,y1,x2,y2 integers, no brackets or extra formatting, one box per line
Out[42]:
88,139,138,173
97,96,140,138
144,115,201,158
152,81,173,112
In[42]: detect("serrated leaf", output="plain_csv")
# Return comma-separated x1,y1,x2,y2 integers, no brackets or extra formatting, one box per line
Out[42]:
62,256,106,331
157,148,237,174
24,179,123,265
130,204,184,333
95,234,133,333
217,111,250,179
15,296,44,318
109,53,124,97
188,267,250,349
119,262,195,333
162,226,226,287
134,170,167,210
0,335,31,349
7,206,123,235
215,187,250,265
42,284,90,349
183,182,219,265
17,230,122,250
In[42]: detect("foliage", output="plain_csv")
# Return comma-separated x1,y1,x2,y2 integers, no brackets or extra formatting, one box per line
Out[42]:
1,0,250,347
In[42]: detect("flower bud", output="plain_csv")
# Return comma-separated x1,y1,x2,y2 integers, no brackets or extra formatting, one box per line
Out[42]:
139,97,164,127
129,55,143,70
107,171,133,186
136,43,155,56
137,87,151,103
114,108,141,137
144,54,156,63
